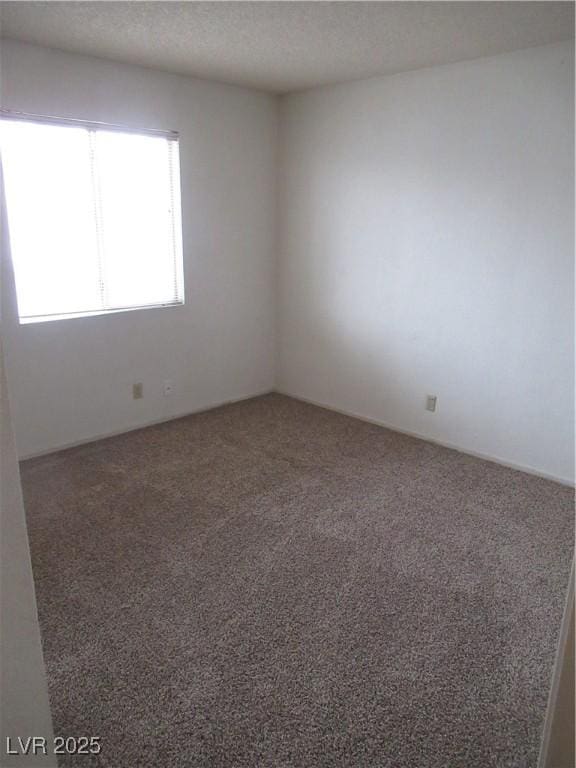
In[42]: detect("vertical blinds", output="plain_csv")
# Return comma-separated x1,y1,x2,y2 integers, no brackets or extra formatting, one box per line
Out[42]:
0,113,184,323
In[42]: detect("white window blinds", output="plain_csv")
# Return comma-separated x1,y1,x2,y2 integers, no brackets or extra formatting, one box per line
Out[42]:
0,115,184,323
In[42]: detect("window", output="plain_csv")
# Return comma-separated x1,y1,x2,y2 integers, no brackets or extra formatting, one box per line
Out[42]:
0,113,184,323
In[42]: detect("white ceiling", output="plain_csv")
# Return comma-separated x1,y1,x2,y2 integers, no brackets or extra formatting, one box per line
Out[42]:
1,2,574,94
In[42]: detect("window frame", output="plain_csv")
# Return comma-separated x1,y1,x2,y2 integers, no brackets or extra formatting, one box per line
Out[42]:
0,109,185,325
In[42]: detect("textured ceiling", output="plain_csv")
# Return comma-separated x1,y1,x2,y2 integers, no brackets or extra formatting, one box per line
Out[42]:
0,2,574,94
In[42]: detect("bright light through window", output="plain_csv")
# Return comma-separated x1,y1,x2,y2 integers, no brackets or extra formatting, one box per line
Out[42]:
0,116,184,323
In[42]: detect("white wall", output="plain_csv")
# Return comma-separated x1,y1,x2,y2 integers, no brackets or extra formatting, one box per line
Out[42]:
1,41,573,484
1,172,55,765
1,40,278,457
0,338,56,766
278,42,574,484
539,560,575,768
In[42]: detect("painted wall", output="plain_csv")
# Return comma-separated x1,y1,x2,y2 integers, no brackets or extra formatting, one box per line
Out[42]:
1,173,55,765
278,42,574,484
1,40,278,457
2,41,574,484
0,337,56,766
539,561,575,768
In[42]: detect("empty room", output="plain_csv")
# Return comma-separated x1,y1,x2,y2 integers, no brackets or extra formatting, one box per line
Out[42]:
1,2,574,767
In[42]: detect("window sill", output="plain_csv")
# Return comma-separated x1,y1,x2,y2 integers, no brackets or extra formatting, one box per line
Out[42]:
19,301,185,325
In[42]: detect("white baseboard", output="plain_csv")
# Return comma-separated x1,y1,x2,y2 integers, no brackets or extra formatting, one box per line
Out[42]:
20,389,275,460
275,389,575,488
21,387,575,488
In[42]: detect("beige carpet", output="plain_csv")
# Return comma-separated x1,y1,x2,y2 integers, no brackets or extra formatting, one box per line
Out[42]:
21,394,574,767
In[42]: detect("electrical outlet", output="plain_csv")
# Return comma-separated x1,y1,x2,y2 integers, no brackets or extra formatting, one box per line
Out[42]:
133,382,143,400
163,380,174,397
426,395,437,412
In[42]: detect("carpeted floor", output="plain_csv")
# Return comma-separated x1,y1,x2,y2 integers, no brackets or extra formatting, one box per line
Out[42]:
21,394,573,768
